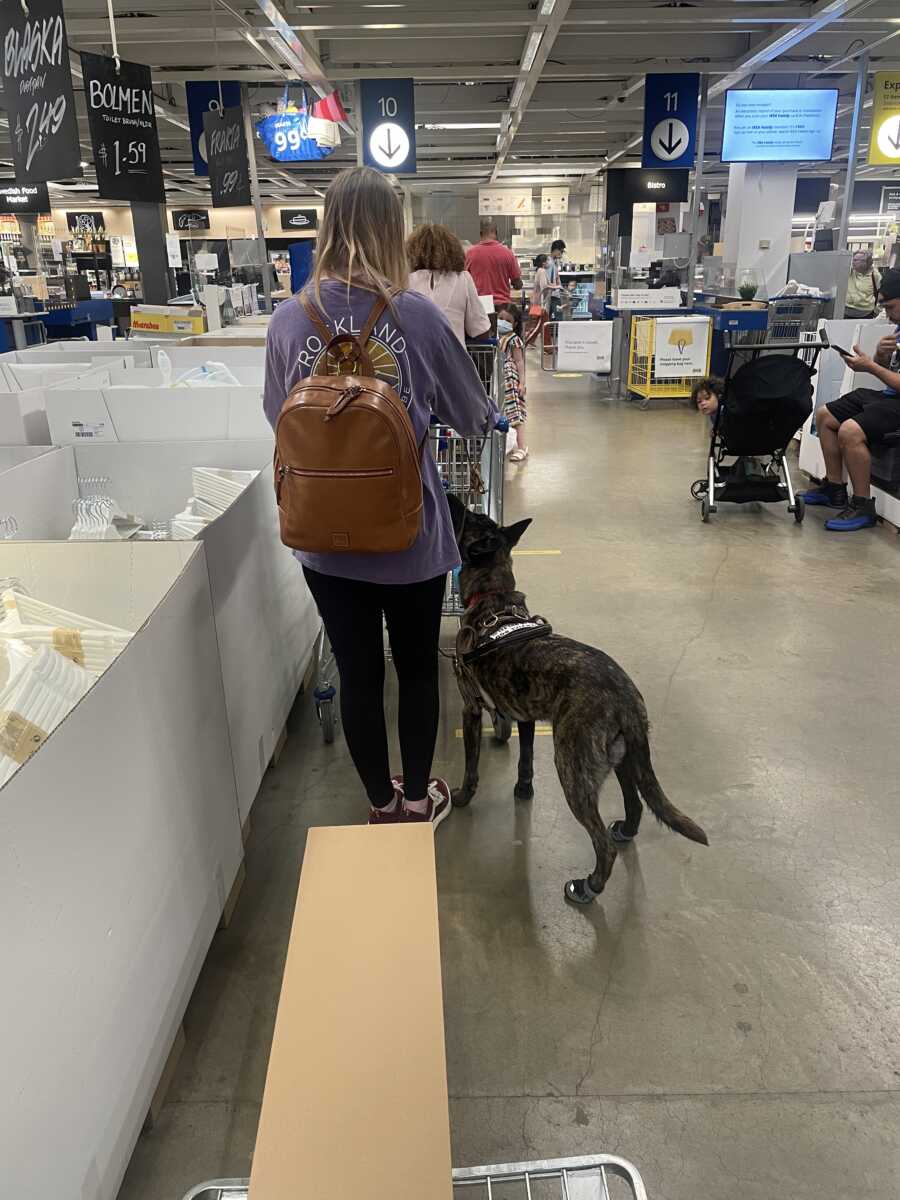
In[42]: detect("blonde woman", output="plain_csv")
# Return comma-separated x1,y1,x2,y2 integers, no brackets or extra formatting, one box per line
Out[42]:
264,166,496,827
407,223,490,344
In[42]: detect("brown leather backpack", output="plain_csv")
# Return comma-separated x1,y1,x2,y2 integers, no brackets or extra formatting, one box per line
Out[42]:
274,294,424,553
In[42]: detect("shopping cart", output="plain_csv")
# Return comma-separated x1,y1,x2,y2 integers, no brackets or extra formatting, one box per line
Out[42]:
312,341,505,743
181,1152,649,1200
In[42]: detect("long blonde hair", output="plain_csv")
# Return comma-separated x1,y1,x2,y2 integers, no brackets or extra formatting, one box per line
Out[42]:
311,166,408,305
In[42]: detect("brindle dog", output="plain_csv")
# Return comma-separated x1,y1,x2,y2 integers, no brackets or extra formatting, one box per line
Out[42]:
447,493,708,905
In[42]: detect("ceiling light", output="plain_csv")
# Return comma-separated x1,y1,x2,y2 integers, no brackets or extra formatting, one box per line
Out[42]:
539,0,556,14
80,160,88,168
521,28,544,72
361,22,406,28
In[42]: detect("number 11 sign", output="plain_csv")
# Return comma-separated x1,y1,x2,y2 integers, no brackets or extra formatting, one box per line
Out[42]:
359,78,416,175
80,51,164,202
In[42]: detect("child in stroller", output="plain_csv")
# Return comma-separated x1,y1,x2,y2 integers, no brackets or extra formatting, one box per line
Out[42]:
691,344,820,523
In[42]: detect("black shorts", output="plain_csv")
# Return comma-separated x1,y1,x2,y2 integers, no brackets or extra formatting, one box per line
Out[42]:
826,388,900,446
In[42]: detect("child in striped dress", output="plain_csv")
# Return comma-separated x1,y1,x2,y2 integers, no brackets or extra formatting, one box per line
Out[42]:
497,302,527,462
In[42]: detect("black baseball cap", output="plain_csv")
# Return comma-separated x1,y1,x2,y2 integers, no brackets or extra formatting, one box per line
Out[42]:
877,268,900,303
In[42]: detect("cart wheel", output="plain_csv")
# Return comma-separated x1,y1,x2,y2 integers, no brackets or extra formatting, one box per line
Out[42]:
492,712,513,743
793,496,805,524
318,698,336,744
700,496,710,523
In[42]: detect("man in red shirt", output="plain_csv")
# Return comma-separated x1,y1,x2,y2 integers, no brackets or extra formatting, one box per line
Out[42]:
465,221,522,309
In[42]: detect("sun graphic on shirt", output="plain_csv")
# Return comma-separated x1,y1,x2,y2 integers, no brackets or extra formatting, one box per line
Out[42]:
313,335,402,390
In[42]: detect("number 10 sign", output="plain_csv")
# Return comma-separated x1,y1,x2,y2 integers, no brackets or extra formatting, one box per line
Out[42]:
80,51,164,202
359,78,416,175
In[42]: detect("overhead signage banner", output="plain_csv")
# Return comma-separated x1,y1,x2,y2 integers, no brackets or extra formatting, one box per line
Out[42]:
642,73,699,170
66,211,105,235
185,80,242,176
80,52,165,202
0,0,82,183
171,208,210,231
0,181,50,214
280,208,318,231
359,77,416,174
868,73,900,166
541,186,569,214
478,187,533,217
203,106,252,208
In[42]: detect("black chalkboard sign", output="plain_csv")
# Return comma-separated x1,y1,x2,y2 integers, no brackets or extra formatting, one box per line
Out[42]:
80,51,164,202
0,181,50,214
0,0,81,183
280,209,318,231
66,211,105,235
203,106,252,208
172,209,211,231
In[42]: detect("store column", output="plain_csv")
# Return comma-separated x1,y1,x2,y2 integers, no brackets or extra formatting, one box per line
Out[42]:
131,201,172,304
721,161,797,298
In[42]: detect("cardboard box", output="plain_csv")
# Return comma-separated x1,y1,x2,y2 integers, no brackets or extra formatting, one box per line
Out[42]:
250,826,453,1200
0,360,126,445
130,305,206,337
45,381,270,443
0,441,319,821
149,344,265,385
0,540,242,1200
0,343,152,367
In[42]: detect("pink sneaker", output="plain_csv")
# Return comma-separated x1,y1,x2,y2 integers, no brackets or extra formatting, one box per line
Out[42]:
403,779,452,830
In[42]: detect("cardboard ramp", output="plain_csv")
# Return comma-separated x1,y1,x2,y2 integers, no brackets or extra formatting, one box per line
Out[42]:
250,825,453,1200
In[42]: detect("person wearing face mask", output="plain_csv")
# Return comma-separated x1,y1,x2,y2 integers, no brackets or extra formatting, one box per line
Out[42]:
845,250,881,320
497,302,528,461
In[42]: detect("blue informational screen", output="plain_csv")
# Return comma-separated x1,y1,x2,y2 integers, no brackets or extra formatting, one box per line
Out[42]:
721,89,838,163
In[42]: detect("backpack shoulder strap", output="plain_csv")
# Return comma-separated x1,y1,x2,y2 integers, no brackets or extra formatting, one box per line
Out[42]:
299,292,389,378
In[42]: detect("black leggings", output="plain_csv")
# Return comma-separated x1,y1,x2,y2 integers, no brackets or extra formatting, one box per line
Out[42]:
303,567,446,807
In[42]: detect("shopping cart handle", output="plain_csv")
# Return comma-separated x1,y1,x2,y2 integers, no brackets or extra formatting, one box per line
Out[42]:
495,415,510,433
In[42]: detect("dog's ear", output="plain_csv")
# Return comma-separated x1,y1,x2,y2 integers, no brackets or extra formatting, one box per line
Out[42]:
502,518,532,548
466,533,504,564
446,492,467,535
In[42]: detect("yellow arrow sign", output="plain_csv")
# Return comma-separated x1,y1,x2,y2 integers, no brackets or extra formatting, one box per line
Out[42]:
868,72,900,166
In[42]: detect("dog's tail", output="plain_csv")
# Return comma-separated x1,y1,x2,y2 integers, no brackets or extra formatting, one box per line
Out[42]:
632,739,708,845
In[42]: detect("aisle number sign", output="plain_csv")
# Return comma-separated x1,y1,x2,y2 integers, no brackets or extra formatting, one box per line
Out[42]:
868,73,900,165
642,73,700,170
359,78,416,174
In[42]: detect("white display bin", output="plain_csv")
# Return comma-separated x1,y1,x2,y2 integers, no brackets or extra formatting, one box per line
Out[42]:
0,540,243,1200
149,343,265,384
0,341,153,367
45,381,270,443
0,440,318,822
0,360,124,445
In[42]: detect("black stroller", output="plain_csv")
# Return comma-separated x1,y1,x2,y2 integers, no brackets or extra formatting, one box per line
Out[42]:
692,338,822,524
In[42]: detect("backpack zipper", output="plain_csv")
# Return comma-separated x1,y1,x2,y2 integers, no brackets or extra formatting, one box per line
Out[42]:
278,465,394,479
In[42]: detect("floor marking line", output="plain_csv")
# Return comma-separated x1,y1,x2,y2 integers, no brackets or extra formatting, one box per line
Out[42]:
454,725,553,738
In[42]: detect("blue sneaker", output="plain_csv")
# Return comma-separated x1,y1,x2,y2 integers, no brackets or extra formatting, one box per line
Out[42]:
801,480,847,507
825,498,877,532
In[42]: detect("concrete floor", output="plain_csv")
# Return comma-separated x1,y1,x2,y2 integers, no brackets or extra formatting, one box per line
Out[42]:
118,367,900,1200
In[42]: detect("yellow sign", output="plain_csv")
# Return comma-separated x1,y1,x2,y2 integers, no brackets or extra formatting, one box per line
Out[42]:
868,72,900,166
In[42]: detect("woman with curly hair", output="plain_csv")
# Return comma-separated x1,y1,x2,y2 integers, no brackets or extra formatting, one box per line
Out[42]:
407,223,490,345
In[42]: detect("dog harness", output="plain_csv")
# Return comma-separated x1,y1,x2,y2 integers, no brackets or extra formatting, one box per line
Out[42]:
452,604,551,717
455,604,552,664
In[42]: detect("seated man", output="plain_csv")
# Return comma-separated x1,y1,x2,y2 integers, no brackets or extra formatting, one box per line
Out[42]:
802,269,900,532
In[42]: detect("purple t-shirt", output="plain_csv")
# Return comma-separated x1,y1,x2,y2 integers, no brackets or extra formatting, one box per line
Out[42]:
264,281,498,584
